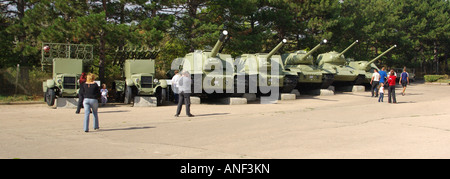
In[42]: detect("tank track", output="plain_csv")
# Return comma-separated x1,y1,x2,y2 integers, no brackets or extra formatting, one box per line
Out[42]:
282,75,298,93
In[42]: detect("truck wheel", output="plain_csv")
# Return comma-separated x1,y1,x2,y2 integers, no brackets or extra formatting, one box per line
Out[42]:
124,86,133,104
45,88,56,106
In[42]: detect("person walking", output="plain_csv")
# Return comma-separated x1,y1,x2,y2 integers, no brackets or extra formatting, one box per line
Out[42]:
76,72,87,114
399,67,409,96
370,69,380,97
387,70,397,104
175,71,194,117
379,67,388,86
80,73,100,132
171,70,181,103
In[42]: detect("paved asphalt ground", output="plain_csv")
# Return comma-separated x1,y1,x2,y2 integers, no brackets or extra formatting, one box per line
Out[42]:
1,83,449,159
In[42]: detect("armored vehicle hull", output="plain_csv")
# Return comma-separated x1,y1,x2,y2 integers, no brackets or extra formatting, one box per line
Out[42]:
347,45,397,86
235,39,298,96
316,40,365,87
281,39,333,92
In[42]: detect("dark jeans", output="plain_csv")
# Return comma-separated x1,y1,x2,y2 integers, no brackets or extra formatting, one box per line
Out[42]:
76,95,84,113
173,93,179,103
388,86,397,103
176,92,192,116
378,93,384,102
371,81,379,97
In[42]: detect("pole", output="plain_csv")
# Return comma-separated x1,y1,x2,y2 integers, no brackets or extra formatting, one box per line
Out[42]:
14,64,20,97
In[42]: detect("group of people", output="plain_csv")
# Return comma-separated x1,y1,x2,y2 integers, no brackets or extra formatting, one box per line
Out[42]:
370,67,410,104
75,70,195,132
77,67,410,132
75,72,109,132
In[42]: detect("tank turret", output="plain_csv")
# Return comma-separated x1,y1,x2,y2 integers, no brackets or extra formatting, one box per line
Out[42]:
235,39,298,94
317,40,358,67
284,39,327,65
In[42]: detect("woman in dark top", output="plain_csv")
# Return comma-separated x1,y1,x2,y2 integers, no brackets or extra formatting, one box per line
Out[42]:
80,73,100,132
76,72,87,114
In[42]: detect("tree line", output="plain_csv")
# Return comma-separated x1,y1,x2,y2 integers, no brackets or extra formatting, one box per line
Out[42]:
1,0,449,83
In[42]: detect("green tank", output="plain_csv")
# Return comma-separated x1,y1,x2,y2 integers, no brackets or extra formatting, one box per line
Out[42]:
281,39,332,91
175,30,236,97
235,39,298,95
112,46,168,105
347,45,397,85
316,40,362,86
41,43,93,106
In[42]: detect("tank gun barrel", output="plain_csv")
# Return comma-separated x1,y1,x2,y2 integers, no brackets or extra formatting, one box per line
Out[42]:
362,45,397,70
210,30,228,58
339,40,358,57
305,39,327,58
369,45,397,64
267,39,287,60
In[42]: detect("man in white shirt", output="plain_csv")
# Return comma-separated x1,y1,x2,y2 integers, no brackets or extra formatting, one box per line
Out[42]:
171,70,181,103
175,71,194,117
370,69,380,97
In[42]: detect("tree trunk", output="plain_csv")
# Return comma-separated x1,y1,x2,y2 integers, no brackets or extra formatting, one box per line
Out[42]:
434,41,439,74
17,0,29,83
99,0,108,83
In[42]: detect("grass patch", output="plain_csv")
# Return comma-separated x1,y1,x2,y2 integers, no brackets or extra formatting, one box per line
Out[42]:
0,95,43,103
424,75,448,82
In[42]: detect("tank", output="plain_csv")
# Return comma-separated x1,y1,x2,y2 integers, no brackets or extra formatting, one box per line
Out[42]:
235,39,298,95
41,43,93,106
174,30,236,98
281,39,332,91
112,46,168,105
347,45,397,85
316,40,363,86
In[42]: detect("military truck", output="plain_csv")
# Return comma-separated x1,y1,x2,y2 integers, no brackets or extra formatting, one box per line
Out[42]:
347,45,397,85
235,39,298,95
174,30,236,98
316,40,362,87
41,43,93,106
113,46,168,105
281,39,332,91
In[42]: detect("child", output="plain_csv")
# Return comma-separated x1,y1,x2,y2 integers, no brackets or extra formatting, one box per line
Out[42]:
100,84,109,106
378,83,384,102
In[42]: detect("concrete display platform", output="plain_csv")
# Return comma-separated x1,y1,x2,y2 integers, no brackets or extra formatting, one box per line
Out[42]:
133,96,157,107
219,97,247,105
280,93,296,100
352,85,365,92
190,96,201,104
56,98,78,109
304,89,334,96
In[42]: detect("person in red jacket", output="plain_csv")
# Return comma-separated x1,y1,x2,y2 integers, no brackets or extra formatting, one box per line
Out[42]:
387,70,397,103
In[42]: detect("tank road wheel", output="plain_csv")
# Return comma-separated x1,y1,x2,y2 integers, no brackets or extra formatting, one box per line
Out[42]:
124,86,133,104
45,88,56,106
